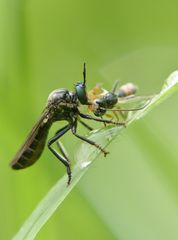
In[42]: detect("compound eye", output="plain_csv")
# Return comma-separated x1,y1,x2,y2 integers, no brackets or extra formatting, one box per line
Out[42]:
75,82,89,105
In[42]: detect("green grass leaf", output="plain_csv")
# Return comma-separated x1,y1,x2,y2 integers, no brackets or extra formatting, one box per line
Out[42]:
12,71,178,240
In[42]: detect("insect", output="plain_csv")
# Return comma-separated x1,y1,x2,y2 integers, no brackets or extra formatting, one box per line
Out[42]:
87,79,146,121
10,64,129,185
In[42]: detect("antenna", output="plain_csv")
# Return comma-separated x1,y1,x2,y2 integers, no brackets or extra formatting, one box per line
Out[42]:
112,80,119,93
83,63,86,85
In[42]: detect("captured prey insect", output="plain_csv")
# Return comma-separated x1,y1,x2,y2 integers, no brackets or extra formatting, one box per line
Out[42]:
87,78,148,121
11,64,129,185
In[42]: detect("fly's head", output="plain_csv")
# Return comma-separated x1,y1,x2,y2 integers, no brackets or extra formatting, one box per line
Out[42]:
75,82,89,105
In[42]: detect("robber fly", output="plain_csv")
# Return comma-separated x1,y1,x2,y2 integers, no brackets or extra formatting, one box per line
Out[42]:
10,64,129,185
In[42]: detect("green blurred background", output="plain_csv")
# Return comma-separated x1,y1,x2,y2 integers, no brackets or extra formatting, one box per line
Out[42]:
1,0,178,239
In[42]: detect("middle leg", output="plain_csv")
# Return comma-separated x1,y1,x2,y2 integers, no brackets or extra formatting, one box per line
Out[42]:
71,121,109,157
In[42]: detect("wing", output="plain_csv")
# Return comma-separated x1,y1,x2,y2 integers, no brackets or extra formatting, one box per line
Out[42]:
113,95,154,121
10,108,52,169
102,95,154,121
117,95,153,109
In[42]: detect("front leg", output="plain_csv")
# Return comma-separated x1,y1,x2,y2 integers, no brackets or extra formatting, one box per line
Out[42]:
79,112,126,126
78,118,94,131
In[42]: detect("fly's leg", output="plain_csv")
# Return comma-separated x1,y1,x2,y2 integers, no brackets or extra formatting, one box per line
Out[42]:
56,141,69,162
71,121,109,157
113,111,120,121
79,112,126,126
100,116,107,127
55,127,72,160
78,118,94,131
48,124,72,185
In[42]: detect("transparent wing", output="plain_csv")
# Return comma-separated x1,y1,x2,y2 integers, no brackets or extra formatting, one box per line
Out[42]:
114,95,154,121
118,95,153,107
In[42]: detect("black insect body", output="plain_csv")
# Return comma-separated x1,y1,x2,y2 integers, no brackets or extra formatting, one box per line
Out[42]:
10,64,126,185
93,92,118,117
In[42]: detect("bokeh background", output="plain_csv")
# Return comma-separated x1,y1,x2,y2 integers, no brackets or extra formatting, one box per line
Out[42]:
1,1,178,239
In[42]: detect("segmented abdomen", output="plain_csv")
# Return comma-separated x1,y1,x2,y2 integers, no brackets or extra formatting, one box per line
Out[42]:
10,116,52,169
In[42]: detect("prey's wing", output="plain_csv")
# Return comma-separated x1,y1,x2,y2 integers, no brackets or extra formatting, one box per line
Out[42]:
118,95,154,106
10,108,52,169
113,95,154,121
